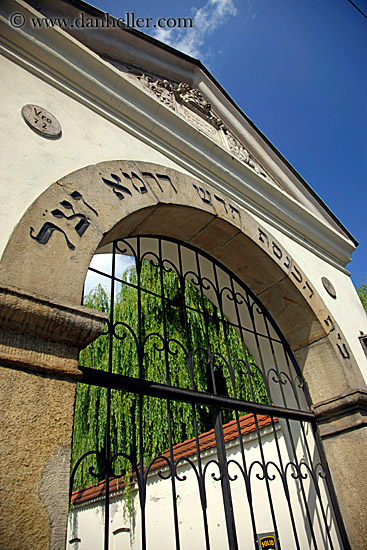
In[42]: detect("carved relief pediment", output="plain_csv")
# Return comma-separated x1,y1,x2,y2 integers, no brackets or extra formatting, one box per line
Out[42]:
104,58,278,187
173,82,225,131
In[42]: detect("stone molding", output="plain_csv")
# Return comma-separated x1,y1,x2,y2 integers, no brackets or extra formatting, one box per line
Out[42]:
312,389,367,438
0,285,107,378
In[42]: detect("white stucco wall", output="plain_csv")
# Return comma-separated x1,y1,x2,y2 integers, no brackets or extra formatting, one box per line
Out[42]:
0,55,185,259
67,423,342,550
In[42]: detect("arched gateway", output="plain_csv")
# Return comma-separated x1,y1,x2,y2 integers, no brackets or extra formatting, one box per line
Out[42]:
69,234,346,550
0,161,365,549
0,1,366,548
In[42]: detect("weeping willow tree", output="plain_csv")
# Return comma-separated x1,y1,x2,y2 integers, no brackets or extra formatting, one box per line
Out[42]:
71,260,269,493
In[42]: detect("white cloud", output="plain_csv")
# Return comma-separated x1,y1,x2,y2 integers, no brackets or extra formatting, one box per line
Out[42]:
152,0,238,59
83,253,135,297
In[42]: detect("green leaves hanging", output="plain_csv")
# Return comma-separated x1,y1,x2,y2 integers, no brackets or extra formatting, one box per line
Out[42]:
71,260,269,492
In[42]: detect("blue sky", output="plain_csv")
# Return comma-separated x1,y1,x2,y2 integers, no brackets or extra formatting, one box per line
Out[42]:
90,0,366,288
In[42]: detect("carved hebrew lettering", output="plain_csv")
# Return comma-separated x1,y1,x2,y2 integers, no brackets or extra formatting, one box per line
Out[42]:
304,281,314,299
141,171,177,194
156,173,177,193
51,202,90,237
283,257,291,269
229,204,241,221
141,171,161,192
69,191,98,217
324,315,336,332
121,171,148,194
214,194,228,213
30,222,75,250
272,242,283,260
258,228,269,247
337,334,350,360
29,191,99,251
101,173,132,200
291,265,303,284
193,184,212,204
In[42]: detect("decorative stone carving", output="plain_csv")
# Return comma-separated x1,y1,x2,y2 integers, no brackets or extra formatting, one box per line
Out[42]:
176,103,220,140
223,127,271,181
173,82,225,130
124,64,224,128
148,78,175,108
122,65,176,108
111,62,277,182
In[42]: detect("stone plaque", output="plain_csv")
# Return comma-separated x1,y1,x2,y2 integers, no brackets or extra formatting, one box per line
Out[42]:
21,104,62,138
321,276,337,299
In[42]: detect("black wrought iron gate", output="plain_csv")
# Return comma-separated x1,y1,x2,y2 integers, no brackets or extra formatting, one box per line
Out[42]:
69,236,349,550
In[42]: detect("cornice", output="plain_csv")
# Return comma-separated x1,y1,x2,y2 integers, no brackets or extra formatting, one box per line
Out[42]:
0,0,355,271
0,284,107,378
312,389,367,438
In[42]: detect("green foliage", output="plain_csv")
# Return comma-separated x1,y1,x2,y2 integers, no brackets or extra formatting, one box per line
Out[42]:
71,261,268,492
357,282,367,311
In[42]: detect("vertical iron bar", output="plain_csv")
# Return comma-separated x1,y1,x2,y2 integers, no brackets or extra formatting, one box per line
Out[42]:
212,406,239,550
104,241,116,550
178,244,211,550
195,252,238,550
269,416,302,550
228,277,260,549
158,239,181,550
246,295,282,549
136,237,147,550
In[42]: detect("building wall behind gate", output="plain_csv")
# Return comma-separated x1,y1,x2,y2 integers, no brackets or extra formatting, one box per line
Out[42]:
68,422,343,550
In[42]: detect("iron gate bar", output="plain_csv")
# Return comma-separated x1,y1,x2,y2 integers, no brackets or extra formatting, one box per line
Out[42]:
195,248,239,550
79,365,315,423
157,238,181,550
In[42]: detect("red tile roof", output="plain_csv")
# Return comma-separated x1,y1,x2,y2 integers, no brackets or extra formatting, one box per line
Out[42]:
72,413,276,506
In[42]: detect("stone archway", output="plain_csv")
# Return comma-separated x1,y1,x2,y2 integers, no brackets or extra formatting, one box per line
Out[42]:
0,160,366,548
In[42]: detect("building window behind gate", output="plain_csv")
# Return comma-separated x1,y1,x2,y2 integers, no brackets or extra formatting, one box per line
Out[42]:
69,236,347,550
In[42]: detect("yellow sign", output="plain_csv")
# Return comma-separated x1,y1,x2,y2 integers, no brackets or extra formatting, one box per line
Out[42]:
259,534,277,549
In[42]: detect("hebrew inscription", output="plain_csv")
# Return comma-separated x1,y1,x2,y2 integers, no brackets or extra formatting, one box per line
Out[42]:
336,333,351,360
30,191,98,250
101,168,177,199
324,315,336,333
323,314,350,360
258,228,314,299
30,222,76,250
193,184,241,221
